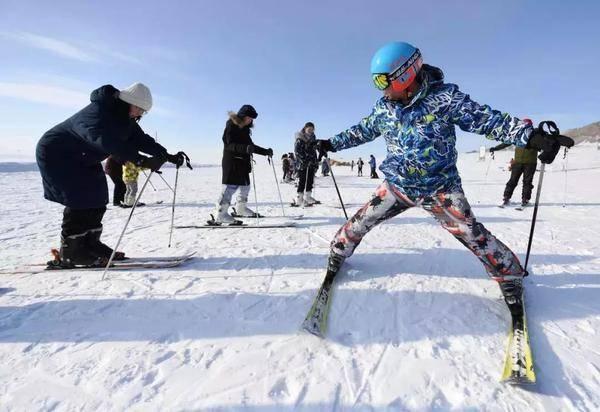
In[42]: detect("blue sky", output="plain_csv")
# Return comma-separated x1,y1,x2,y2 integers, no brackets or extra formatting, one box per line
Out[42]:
0,0,598,163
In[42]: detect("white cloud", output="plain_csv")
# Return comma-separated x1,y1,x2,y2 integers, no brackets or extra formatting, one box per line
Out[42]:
2,31,98,62
0,82,88,108
2,31,145,66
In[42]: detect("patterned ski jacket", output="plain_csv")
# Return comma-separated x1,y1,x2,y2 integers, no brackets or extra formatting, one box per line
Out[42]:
122,161,145,183
329,65,533,198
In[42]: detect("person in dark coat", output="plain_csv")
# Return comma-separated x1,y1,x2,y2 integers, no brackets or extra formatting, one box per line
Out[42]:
491,142,538,207
369,154,378,178
294,122,319,206
36,82,188,267
357,157,364,176
214,105,273,223
321,157,330,176
104,155,126,206
281,154,291,182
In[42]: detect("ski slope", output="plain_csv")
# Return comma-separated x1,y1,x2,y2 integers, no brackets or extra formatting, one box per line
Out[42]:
0,144,599,411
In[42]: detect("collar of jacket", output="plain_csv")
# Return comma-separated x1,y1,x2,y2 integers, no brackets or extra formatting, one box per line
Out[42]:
295,131,315,142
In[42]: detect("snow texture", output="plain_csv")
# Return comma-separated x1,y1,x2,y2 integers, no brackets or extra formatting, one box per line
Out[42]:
0,144,599,411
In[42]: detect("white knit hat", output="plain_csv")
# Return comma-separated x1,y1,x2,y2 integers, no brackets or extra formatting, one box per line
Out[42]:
118,82,153,111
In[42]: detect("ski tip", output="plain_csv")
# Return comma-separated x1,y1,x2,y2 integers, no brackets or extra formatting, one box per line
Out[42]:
301,321,325,338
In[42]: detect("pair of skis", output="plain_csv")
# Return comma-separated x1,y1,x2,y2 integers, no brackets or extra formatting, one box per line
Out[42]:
301,268,536,385
1,252,196,275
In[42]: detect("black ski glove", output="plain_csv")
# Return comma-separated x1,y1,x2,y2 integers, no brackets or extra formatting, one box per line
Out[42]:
316,139,335,159
248,144,273,157
137,154,166,172
167,151,193,169
526,121,574,164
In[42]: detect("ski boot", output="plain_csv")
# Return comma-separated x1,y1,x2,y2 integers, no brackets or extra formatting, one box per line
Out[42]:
232,202,262,218
520,200,530,208
48,233,108,269
304,191,321,206
207,205,243,226
87,226,126,261
499,278,523,317
499,198,510,208
326,252,345,276
291,193,306,207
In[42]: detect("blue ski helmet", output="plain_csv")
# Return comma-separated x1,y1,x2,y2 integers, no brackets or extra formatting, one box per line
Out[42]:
370,42,423,92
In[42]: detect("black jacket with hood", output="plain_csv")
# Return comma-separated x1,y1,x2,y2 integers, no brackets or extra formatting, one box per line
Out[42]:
221,113,268,185
36,84,167,209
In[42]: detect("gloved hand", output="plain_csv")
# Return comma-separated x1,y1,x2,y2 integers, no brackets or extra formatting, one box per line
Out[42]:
248,145,273,157
167,151,192,169
489,147,496,153
137,155,166,172
316,139,335,159
526,121,574,164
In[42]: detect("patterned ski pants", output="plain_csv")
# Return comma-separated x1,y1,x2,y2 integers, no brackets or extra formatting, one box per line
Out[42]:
331,181,524,282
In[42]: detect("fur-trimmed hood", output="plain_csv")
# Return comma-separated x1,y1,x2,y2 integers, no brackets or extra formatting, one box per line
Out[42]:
295,130,315,143
228,111,253,128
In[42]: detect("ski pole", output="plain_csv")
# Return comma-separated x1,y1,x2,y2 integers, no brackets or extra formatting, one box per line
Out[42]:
562,148,569,208
523,163,545,275
250,155,260,225
102,170,154,280
157,172,174,193
302,166,310,209
477,150,494,204
327,158,348,220
168,167,180,248
522,120,574,275
142,169,157,191
269,156,286,216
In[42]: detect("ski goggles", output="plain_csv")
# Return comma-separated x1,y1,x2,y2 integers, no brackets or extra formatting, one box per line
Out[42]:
372,49,423,91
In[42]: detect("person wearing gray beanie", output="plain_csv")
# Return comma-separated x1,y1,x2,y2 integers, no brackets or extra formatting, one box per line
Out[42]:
36,83,190,268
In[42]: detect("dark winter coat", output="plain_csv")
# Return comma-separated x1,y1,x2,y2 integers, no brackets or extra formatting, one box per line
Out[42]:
294,130,318,170
221,113,261,186
36,85,167,209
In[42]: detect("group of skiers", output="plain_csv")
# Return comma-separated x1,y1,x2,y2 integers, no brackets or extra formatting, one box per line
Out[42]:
35,41,573,320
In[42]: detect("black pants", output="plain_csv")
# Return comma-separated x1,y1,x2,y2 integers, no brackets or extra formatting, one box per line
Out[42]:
503,163,537,201
297,167,315,193
370,167,379,178
62,207,106,237
358,166,363,176
106,169,126,206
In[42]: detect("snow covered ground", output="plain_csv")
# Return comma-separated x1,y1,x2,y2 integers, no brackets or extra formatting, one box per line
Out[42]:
0,144,599,411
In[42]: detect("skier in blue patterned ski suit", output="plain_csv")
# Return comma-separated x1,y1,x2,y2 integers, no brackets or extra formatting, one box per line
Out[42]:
315,42,564,313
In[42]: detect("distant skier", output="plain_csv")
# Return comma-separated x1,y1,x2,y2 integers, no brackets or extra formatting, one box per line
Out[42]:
288,153,297,180
369,154,378,178
321,157,330,176
36,83,188,267
491,141,538,208
351,159,355,171
281,154,291,182
104,155,126,207
315,41,572,315
294,122,319,206
213,105,273,223
357,157,364,176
